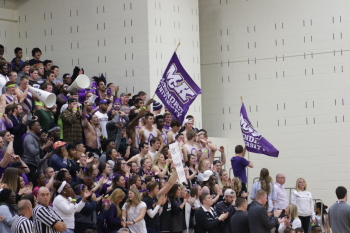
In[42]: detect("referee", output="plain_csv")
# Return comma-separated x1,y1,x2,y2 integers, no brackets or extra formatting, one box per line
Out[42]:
11,199,33,233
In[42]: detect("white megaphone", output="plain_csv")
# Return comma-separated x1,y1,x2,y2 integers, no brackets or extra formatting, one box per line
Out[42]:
29,86,57,108
68,74,90,91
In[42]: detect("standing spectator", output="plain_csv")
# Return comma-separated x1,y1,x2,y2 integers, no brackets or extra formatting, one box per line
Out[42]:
194,193,229,233
315,202,330,233
33,187,67,232
0,189,18,233
230,197,250,233
53,181,91,233
16,62,30,85
61,98,82,143
274,173,289,210
121,188,147,233
250,168,275,212
8,104,26,156
0,104,13,132
23,121,52,180
95,99,111,139
10,199,33,233
28,48,42,66
230,145,253,194
328,186,350,233
35,103,55,131
248,190,282,233
51,65,61,84
278,204,302,232
291,178,315,233
0,81,18,106
106,188,126,233
15,76,32,116
215,189,237,233
0,63,9,95
168,184,189,233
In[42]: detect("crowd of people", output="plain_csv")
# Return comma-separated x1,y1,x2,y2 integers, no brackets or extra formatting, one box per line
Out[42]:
0,45,349,233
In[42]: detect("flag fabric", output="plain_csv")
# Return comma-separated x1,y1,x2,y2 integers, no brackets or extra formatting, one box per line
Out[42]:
155,52,201,124
240,103,279,157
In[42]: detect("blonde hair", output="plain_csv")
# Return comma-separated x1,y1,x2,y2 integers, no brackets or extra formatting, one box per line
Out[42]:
295,178,307,191
152,153,163,167
232,177,242,194
125,188,141,211
109,189,125,217
288,204,299,219
200,159,210,173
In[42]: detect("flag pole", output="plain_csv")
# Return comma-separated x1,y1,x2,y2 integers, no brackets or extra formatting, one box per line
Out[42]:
240,96,250,160
175,42,181,53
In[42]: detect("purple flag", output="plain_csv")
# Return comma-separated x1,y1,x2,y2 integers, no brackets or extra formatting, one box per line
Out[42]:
155,52,201,124
240,103,279,157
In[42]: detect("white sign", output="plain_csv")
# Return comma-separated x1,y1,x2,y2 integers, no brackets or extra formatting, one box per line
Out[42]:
169,142,186,183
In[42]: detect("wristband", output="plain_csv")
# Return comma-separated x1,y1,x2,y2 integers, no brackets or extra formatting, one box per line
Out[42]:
0,113,3,116
164,166,169,169
179,148,182,150
71,199,76,202
143,106,146,109
133,220,135,224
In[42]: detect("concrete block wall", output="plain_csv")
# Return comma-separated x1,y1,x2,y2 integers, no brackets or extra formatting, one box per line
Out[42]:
199,0,350,205
147,0,202,128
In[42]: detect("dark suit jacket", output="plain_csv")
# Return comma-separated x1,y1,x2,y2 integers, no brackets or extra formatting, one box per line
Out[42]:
231,210,250,233
194,206,222,233
8,114,25,156
248,200,278,233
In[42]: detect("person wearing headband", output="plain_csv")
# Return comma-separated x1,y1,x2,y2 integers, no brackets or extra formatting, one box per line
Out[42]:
53,180,92,232
0,80,18,106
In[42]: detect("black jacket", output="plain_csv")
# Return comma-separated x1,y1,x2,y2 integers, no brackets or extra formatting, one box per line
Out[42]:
194,206,222,233
231,210,250,233
248,200,278,233
8,114,25,156
214,201,236,233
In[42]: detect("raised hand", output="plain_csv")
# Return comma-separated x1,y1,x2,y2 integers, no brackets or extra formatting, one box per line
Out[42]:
219,146,225,153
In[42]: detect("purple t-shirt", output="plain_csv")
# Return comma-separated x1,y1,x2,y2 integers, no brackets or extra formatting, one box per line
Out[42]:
231,156,250,183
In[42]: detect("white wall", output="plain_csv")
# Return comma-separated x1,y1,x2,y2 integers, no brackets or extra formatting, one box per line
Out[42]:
199,0,350,206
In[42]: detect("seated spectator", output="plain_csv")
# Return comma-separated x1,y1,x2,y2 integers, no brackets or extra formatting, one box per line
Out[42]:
106,188,126,233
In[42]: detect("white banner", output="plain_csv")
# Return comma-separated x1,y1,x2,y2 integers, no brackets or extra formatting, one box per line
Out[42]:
169,142,186,183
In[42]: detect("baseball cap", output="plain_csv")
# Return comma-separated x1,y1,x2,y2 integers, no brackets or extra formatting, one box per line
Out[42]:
99,99,110,104
224,189,235,197
120,93,131,97
53,141,67,150
202,170,214,182
11,161,27,169
153,100,163,111
68,98,77,104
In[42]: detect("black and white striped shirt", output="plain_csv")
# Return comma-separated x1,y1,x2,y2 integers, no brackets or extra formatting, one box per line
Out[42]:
33,203,63,233
10,215,33,233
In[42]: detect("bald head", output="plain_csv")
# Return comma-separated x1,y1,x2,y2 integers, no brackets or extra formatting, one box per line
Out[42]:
18,199,33,218
37,187,50,206
276,173,286,185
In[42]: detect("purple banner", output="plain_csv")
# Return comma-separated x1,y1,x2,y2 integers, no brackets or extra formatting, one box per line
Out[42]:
240,103,279,157
155,52,201,124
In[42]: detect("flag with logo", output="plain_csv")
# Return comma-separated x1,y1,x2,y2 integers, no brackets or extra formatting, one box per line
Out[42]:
240,103,279,157
155,52,201,124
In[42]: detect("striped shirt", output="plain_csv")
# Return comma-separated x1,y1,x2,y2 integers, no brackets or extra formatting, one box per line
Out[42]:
19,89,33,113
11,215,33,233
33,203,64,233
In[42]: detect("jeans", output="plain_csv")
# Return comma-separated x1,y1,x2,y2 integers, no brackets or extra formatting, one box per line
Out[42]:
147,228,160,233
62,229,74,233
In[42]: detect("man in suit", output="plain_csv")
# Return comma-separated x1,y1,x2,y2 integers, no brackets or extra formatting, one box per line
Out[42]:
8,104,27,156
248,189,283,233
231,197,250,233
194,193,229,233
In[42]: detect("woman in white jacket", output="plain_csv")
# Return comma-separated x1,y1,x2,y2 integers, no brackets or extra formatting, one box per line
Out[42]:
52,181,91,233
291,178,315,233
278,204,302,232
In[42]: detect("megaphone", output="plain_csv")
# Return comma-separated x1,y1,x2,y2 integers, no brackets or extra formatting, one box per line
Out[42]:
29,86,56,108
68,74,90,91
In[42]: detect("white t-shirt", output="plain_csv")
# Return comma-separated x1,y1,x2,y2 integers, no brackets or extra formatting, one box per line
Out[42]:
0,74,9,96
95,111,108,138
122,201,147,233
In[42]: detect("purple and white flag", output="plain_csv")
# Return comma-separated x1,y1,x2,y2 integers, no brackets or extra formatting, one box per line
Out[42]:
240,103,279,157
155,52,201,124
